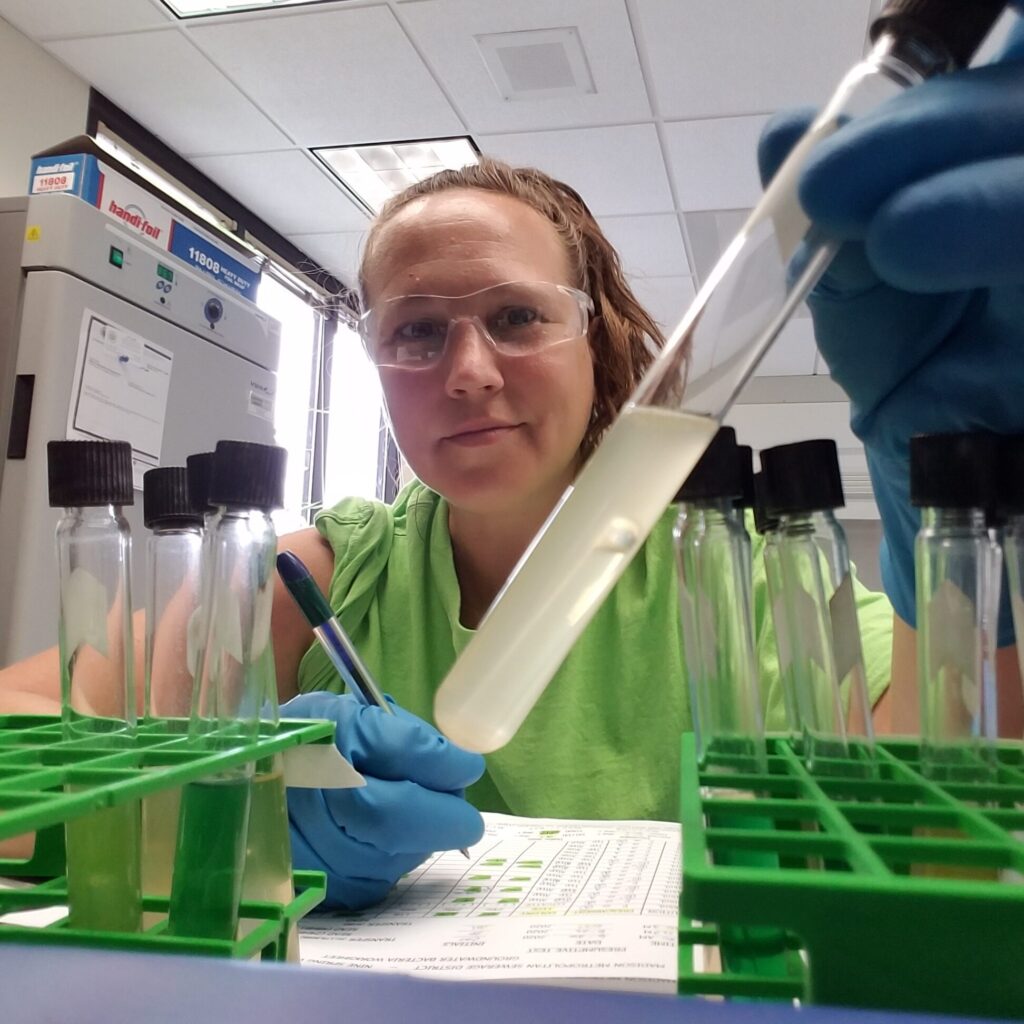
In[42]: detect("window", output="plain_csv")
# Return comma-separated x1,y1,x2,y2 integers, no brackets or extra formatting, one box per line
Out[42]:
255,272,319,535
323,320,384,507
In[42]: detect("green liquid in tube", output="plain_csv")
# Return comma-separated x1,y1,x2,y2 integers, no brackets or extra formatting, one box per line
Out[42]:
141,785,183,927
65,799,142,933
167,774,252,940
240,756,297,959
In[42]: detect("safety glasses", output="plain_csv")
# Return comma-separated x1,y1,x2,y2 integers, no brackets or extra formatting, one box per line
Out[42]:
358,280,594,370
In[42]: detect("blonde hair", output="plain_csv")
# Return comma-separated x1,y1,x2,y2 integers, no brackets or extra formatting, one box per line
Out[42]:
358,157,664,460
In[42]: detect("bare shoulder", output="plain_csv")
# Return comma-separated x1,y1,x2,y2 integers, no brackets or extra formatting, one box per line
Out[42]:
277,526,334,593
273,526,336,702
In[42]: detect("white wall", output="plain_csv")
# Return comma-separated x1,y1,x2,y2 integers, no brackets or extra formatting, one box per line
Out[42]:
845,519,884,593
725,392,878,521
0,17,89,197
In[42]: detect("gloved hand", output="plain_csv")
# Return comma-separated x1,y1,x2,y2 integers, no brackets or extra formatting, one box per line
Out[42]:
758,9,1024,643
282,691,485,910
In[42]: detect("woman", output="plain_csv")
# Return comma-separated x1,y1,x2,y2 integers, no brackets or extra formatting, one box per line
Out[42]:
278,157,893,910
284,1,1024,900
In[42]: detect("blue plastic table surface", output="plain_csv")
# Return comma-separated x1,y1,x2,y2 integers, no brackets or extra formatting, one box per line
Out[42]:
1,944,993,1024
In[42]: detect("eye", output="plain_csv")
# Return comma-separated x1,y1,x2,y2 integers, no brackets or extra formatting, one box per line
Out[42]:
493,305,540,330
396,319,443,341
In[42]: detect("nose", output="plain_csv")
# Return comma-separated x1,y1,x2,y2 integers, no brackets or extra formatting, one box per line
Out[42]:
442,317,504,398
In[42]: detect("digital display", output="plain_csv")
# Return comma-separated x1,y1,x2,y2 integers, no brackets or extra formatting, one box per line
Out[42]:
108,246,124,268
156,263,174,283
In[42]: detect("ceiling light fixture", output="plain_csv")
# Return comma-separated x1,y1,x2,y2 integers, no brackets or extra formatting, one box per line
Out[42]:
162,0,333,18
313,137,480,215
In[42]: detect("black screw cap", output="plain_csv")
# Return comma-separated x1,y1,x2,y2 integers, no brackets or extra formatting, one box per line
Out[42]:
752,472,781,536
910,432,998,509
871,0,1008,70
47,440,134,508
673,427,744,503
186,452,217,514
208,440,287,512
998,435,1024,514
144,466,202,529
760,439,845,515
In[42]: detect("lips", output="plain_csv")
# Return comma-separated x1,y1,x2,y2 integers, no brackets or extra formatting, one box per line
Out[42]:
444,419,520,440
442,420,522,446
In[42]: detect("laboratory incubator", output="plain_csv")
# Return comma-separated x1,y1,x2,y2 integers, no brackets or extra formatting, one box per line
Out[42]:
0,190,280,663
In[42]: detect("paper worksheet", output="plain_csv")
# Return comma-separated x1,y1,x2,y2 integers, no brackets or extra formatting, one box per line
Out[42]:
299,813,681,993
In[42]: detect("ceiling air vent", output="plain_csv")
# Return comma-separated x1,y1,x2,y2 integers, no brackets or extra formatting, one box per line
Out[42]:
476,27,596,101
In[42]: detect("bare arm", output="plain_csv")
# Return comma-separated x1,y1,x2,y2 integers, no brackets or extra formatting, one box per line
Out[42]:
272,526,336,703
0,525,335,713
0,608,147,718
883,613,1023,738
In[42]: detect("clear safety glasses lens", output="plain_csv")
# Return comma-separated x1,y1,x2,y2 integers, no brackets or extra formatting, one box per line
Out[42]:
359,281,593,370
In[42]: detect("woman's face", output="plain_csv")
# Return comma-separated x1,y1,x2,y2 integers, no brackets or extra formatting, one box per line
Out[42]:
362,190,595,515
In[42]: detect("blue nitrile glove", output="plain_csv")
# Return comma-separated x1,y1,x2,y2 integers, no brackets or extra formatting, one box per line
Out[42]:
758,10,1024,643
282,691,485,910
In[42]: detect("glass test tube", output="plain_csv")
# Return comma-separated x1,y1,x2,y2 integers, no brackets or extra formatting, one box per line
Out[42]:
912,434,999,782
47,439,142,933
734,445,755,586
185,452,219,721
676,431,794,977
434,1,1008,753
239,570,297,961
982,508,1004,751
761,441,874,774
674,428,765,772
753,473,801,740
240,705,298,960
167,441,287,942
1002,437,1024,715
140,467,204,918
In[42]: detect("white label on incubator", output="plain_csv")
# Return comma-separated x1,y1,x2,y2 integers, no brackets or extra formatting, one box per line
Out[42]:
248,380,275,421
67,310,173,490
32,169,75,194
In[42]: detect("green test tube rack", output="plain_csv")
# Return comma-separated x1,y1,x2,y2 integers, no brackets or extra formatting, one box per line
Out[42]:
677,732,1024,1019
0,714,332,960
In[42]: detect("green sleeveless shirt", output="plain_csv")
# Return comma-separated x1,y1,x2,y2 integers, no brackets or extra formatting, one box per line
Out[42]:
297,482,893,822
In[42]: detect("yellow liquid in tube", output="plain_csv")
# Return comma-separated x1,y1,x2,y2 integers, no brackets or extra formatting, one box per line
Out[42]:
434,405,718,752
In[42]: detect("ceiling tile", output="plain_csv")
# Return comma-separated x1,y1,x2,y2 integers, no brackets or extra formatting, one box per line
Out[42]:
191,150,370,235
188,6,463,148
0,0,171,39
46,30,290,155
478,124,673,217
681,208,750,285
287,229,366,288
628,275,696,337
599,214,690,279
397,0,650,133
753,317,817,377
663,115,769,211
633,0,869,120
